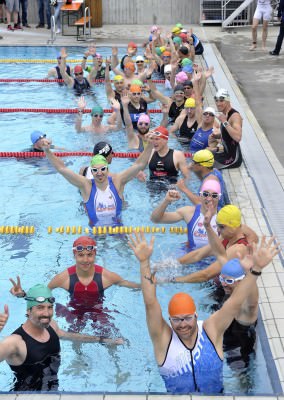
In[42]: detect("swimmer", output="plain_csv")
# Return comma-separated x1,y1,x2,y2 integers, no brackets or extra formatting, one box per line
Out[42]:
41,136,154,226
176,205,259,281
250,0,273,50
59,48,97,95
47,53,72,80
81,45,108,79
75,96,122,133
135,55,147,74
29,130,66,152
1,284,123,391
151,179,221,251
128,230,279,394
118,41,138,71
214,88,243,169
178,149,229,207
79,141,114,178
122,84,148,130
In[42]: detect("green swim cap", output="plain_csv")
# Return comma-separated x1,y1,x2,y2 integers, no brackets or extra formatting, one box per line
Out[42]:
131,79,143,87
155,47,162,56
181,58,193,66
25,284,54,310
173,37,182,45
176,23,183,29
90,154,109,167
85,65,92,73
91,106,104,116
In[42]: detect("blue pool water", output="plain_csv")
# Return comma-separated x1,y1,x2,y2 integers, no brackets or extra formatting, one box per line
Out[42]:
0,46,278,395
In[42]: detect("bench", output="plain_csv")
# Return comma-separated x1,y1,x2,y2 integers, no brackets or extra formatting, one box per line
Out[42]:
74,15,92,41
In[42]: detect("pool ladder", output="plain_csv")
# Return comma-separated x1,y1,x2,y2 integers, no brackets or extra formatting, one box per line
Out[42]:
47,15,56,44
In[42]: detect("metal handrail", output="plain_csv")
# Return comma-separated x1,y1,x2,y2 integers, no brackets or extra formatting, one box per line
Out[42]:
83,6,91,40
48,15,56,44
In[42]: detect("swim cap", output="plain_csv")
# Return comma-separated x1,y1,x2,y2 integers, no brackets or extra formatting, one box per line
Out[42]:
182,65,193,74
56,53,61,59
203,106,216,116
90,154,109,167
174,84,185,93
74,65,83,74
91,105,104,116
25,284,53,310
128,41,137,49
114,75,124,82
164,64,172,74
184,98,196,108
155,47,162,56
138,113,150,124
176,23,183,29
168,292,196,316
153,126,169,140
221,258,245,278
171,26,181,34
173,37,182,45
93,141,113,157
217,205,242,228
181,58,193,66
73,236,96,255
131,78,143,87
163,51,171,57
160,46,166,54
135,55,144,63
193,149,214,167
201,179,221,194
215,88,230,101
31,130,46,144
151,25,158,33
179,32,188,41
179,46,189,56
175,71,188,83
130,84,142,93
124,62,135,72
183,80,193,88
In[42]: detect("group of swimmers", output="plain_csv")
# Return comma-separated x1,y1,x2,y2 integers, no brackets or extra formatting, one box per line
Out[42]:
0,23,280,394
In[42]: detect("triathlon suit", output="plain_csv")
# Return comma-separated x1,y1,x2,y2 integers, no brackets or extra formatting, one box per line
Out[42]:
149,149,178,184
187,204,218,250
199,170,230,207
222,237,248,249
190,126,213,153
214,108,242,169
177,116,198,144
114,90,125,124
67,264,104,309
10,325,60,391
159,321,223,394
73,77,91,96
95,66,106,79
168,101,185,124
128,99,148,130
84,176,123,227
191,33,204,55
55,65,71,80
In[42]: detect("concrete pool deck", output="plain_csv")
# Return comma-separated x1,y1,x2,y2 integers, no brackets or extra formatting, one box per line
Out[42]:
0,22,284,399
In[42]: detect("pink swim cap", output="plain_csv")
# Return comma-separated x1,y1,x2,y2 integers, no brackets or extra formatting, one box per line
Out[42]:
138,113,150,124
175,71,188,83
201,179,221,194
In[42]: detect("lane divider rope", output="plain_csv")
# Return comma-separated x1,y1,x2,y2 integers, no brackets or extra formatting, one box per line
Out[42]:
0,108,163,114
0,78,165,83
0,151,192,158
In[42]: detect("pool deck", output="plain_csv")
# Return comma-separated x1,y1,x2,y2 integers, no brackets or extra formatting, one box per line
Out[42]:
0,22,284,399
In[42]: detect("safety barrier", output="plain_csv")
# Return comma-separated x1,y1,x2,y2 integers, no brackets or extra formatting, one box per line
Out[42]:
0,225,188,235
0,78,165,84
0,108,163,114
0,151,192,158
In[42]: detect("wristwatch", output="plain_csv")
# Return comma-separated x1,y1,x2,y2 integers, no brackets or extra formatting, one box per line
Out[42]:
223,121,230,128
250,268,261,276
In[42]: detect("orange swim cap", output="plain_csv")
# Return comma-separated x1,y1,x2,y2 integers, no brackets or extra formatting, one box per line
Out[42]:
168,292,196,316
124,62,135,72
130,84,142,93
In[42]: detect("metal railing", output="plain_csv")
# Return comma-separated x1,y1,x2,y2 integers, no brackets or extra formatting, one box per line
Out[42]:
47,15,56,44
201,0,252,26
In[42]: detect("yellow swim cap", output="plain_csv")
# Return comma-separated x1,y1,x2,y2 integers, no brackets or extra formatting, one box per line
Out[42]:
114,75,124,82
168,292,196,316
192,149,214,167
184,98,196,108
171,26,181,34
216,205,242,228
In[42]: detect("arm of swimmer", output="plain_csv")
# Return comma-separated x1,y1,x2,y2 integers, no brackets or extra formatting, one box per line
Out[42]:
175,259,222,283
178,243,212,265
205,223,228,265
48,271,69,291
0,335,24,365
242,224,259,244
105,62,115,100
226,112,242,142
59,56,73,88
151,198,188,224
174,151,189,179
102,268,140,289
50,320,124,345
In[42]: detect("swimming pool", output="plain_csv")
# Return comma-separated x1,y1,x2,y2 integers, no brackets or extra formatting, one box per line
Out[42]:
0,46,279,395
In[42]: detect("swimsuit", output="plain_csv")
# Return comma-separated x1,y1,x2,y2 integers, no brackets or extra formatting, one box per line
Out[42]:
190,126,213,153
177,115,198,144
168,101,185,123
128,99,148,130
187,204,218,250
149,149,178,183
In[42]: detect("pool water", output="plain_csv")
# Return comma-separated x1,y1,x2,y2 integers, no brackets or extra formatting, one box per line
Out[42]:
0,46,277,395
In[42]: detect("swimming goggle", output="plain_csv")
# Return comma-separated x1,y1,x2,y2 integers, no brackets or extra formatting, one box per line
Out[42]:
25,296,55,304
138,122,149,126
91,166,108,174
199,191,220,200
72,245,96,252
219,274,245,285
169,315,196,324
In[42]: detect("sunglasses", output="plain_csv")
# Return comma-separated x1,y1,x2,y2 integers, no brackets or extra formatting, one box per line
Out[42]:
214,96,225,102
92,114,104,118
199,191,220,199
138,122,149,126
72,245,96,252
136,61,144,64
75,72,83,76
170,315,195,324
219,274,245,285
203,112,215,117
25,296,55,304
131,92,141,96
91,166,108,174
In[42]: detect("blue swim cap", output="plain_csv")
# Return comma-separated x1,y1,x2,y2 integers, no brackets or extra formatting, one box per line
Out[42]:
221,258,245,278
31,130,46,144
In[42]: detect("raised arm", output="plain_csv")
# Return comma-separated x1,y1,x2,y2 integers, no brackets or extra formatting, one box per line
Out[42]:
151,190,188,223
75,96,87,132
59,48,74,88
128,232,171,362
105,57,115,100
121,94,138,149
176,178,201,206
